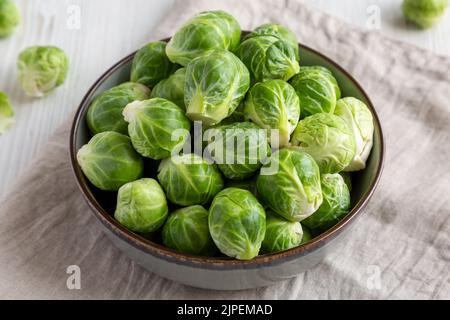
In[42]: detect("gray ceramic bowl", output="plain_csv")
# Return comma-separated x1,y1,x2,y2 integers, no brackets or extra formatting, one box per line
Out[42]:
70,36,384,290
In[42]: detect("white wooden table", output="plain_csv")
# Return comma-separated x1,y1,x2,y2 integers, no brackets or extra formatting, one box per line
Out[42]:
1,0,449,195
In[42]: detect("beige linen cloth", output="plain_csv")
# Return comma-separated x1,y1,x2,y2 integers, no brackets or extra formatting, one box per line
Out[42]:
1,0,449,299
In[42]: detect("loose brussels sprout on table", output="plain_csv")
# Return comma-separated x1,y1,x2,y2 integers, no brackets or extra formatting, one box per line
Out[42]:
115,178,168,233
335,97,374,171
76,10,376,260
151,68,186,109
162,205,216,256
261,211,303,254
402,0,448,28
131,41,176,88
209,188,266,260
0,0,20,38
289,66,340,119
77,131,144,191
123,98,191,160
237,33,300,83
257,148,323,222
302,173,351,231
205,122,270,180
157,154,224,206
17,46,69,97
0,92,14,134
244,79,300,147
184,50,250,126
291,113,356,173
87,82,150,135
166,10,241,66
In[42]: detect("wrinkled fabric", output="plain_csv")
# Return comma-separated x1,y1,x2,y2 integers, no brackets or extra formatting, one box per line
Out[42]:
0,0,449,299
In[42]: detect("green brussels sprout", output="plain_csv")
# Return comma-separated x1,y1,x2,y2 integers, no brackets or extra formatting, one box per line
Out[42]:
130,41,176,87
123,98,191,160
237,34,300,82
257,148,322,222
77,131,144,191
151,68,185,109
166,10,241,66
402,0,448,28
334,97,374,171
291,113,356,173
244,79,300,147
308,66,341,100
205,122,270,180
289,66,340,118
17,46,69,97
261,211,303,254
0,0,20,38
87,82,150,135
184,50,250,126
302,173,350,231
0,91,14,134
209,188,266,260
340,172,352,192
115,178,168,233
157,153,224,206
301,224,312,243
245,23,300,61
162,205,216,256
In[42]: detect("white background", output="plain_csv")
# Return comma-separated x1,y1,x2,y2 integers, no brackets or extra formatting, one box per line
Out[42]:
1,0,449,195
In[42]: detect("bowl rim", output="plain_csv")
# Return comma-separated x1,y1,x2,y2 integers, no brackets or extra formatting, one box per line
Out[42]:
69,36,385,270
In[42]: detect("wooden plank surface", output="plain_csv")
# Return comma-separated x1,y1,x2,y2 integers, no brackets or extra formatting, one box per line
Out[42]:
0,0,449,195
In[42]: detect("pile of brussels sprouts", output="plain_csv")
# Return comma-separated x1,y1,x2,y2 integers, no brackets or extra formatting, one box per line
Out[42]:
77,10,375,260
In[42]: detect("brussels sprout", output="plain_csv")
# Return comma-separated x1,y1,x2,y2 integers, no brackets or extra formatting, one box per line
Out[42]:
261,211,303,254
115,178,168,233
184,50,250,126
291,113,356,173
130,41,176,87
77,131,144,191
0,0,20,38
157,154,224,206
334,97,374,171
209,188,266,260
340,172,353,192
123,98,191,160
402,0,448,28
162,205,216,256
289,66,340,118
17,46,69,97
301,224,312,243
237,34,299,82
0,92,14,134
205,122,270,180
151,68,185,109
87,82,150,135
166,10,241,66
245,23,299,61
307,66,341,100
244,79,300,147
256,148,322,222
302,173,350,231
